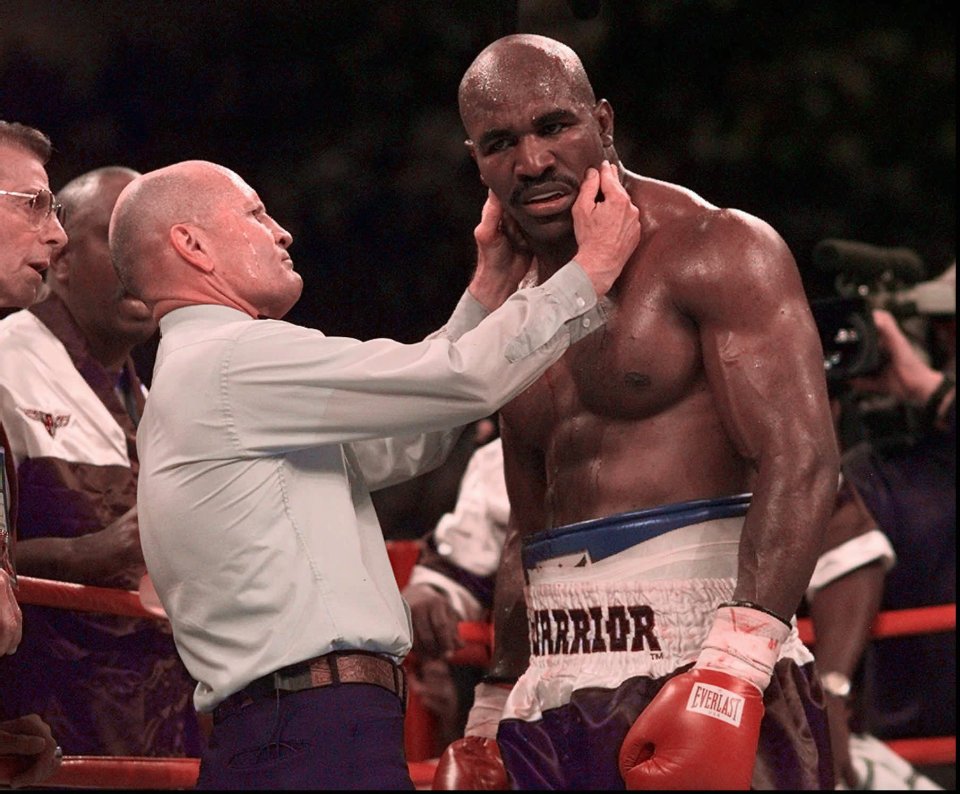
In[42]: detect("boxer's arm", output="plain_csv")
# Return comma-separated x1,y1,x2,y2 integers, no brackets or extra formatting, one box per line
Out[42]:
620,211,839,789
487,418,545,680
686,209,839,619
432,419,538,789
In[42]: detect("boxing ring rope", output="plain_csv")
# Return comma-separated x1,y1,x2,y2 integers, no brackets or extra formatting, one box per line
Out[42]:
0,755,443,790
796,605,957,645
13,575,157,619
2,541,954,789
0,755,200,790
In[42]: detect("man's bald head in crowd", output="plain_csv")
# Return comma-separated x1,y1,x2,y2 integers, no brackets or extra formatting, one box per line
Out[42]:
58,166,139,227
109,161,234,301
47,166,156,368
109,160,300,321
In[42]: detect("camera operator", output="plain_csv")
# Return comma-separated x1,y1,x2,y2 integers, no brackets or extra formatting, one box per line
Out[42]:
806,263,955,790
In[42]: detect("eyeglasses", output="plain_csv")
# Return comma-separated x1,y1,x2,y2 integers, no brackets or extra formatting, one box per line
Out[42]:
0,188,66,227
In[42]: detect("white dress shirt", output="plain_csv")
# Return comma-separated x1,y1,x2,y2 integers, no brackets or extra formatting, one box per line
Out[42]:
137,261,605,711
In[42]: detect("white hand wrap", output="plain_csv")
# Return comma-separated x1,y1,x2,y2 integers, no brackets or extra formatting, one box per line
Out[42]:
464,681,512,740
694,603,792,692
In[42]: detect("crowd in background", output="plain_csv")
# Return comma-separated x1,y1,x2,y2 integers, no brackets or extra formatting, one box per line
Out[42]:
0,1,954,790
1,0,953,348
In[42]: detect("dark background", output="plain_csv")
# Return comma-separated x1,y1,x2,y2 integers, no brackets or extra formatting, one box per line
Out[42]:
2,0,955,536
2,0,955,341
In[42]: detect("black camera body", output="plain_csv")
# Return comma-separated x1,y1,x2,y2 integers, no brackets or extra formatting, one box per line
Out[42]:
810,239,926,386
811,293,885,383
809,239,937,449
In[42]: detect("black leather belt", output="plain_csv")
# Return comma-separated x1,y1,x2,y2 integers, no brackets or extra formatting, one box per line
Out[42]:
212,650,407,724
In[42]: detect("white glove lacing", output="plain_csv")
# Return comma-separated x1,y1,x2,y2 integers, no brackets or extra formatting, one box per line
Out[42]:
463,681,512,739
694,603,792,692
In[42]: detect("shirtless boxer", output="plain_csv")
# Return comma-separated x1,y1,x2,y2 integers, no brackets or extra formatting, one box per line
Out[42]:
421,35,840,790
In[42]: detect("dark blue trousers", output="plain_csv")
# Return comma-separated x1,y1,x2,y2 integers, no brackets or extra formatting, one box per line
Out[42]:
197,683,413,790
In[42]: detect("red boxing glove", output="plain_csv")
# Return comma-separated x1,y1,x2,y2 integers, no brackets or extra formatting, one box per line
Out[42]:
432,736,508,790
618,667,764,790
619,602,792,790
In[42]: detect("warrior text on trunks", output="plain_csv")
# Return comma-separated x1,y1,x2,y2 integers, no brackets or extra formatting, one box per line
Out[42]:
528,604,663,656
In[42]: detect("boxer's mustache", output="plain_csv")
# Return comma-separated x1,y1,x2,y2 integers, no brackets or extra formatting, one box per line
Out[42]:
510,170,580,208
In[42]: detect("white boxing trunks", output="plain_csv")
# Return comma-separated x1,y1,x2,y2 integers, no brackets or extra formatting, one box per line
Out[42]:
496,495,831,790
505,494,812,722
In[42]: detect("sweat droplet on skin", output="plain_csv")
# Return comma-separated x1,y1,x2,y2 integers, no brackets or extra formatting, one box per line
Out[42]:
238,229,262,281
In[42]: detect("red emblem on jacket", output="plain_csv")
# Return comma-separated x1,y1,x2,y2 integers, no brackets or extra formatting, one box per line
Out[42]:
23,409,71,438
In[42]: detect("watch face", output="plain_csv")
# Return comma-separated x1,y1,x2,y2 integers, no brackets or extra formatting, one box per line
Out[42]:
821,671,852,698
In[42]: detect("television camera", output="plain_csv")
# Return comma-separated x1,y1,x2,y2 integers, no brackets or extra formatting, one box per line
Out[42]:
810,238,930,384
810,239,955,448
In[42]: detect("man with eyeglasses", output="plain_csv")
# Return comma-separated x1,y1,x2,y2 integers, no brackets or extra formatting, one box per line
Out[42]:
0,119,68,787
0,165,204,761
0,188,62,320
0,189,64,225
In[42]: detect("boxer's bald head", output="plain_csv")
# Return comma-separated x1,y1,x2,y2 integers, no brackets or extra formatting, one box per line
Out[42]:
457,35,614,253
458,34,596,130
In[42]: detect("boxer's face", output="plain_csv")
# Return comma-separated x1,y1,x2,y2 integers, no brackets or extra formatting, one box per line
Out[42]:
0,143,67,308
462,75,610,248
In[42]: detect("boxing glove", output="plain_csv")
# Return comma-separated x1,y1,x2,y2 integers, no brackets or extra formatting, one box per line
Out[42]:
432,680,512,790
432,736,508,790
619,602,791,790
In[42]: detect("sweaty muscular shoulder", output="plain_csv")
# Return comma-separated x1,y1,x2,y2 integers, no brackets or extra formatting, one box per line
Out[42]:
500,177,754,530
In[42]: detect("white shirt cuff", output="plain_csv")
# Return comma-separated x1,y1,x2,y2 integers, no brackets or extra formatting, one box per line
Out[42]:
806,529,896,599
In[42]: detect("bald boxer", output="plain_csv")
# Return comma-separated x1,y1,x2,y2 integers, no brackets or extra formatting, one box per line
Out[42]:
420,34,839,790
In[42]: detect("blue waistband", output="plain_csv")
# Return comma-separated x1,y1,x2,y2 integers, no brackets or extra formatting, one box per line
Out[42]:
521,493,752,570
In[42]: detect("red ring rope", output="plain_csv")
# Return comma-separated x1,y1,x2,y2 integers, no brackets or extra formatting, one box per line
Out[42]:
0,754,440,790
16,575,161,620
15,577,954,642
0,756,200,789
797,603,956,644
7,570,954,786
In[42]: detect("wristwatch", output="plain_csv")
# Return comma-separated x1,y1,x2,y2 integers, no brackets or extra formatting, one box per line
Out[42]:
820,671,852,699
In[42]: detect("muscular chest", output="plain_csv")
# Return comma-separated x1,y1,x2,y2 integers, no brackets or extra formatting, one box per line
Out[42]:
502,288,701,448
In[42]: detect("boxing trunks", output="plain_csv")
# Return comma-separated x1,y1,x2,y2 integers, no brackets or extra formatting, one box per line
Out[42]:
497,495,833,790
